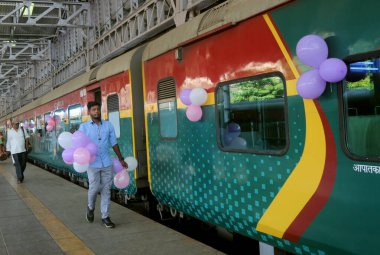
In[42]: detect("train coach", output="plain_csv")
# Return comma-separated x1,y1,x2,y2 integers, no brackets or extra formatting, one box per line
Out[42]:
1,0,380,254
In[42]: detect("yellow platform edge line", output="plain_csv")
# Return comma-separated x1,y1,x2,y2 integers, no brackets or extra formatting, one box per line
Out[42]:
0,168,95,255
256,14,326,238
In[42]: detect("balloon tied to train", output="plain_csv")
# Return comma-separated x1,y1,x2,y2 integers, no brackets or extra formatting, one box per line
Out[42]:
296,34,347,99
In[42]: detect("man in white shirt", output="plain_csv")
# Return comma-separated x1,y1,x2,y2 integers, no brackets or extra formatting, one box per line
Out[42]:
6,121,30,183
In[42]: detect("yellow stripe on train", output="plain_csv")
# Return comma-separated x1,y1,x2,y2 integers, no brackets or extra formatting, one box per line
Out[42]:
256,14,326,238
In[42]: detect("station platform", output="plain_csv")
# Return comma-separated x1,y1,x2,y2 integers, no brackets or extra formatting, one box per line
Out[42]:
0,159,223,255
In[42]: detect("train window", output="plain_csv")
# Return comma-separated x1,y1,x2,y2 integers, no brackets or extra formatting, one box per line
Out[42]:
68,104,82,133
107,94,120,138
216,72,288,154
157,78,177,139
36,115,42,136
54,109,65,132
29,118,35,133
342,54,380,159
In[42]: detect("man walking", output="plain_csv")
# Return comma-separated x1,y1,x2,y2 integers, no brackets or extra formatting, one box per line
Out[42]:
79,101,127,228
6,121,30,183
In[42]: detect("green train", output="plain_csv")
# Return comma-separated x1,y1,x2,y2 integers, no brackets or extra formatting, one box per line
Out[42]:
1,1,379,254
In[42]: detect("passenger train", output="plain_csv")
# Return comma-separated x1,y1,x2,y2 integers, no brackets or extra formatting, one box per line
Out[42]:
1,0,380,254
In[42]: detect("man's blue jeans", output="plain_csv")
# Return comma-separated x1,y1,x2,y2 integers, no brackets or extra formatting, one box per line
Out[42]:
87,165,113,219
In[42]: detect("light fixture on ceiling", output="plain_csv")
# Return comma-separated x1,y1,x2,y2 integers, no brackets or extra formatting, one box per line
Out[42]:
4,41,16,47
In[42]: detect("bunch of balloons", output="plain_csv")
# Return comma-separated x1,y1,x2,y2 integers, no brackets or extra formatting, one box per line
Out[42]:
296,34,347,99
222,122,247,148
112,156,138,189
180,88,208,122
58,131,98,173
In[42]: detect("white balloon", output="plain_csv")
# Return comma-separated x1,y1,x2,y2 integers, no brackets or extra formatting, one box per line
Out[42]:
73,162,89,173
58,132,73,149
189,88,208,106
125,157,138,171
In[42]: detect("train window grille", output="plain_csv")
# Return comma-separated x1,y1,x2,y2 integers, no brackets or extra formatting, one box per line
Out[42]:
342,54,380,159
68,104,82,133
107,94,121,138
157,78,178,139
215,72,288,154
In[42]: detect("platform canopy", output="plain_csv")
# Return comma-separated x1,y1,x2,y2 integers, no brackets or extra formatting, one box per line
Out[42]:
0,0,220,117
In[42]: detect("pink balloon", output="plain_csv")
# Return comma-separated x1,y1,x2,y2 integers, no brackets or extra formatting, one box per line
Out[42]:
47,119,55,127
296,34,328,68
296,69,326,99
72,131,90,149
62,148,75,165
112,158,123,173
86,142,98,156
113,170,130,189
319,58,347,83
46,125,54,131
186,105,202,122
73,147,91,164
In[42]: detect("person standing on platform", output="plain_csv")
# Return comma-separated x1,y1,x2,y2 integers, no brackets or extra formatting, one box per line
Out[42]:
6,121,30,183
79,101,127,228
0,131,5,153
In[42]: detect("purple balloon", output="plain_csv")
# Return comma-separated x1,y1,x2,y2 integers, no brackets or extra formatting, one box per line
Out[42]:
29,123,34,128
180,89,192,106
112,158,123,173
86,142,98,156
229,137,247,148
296,35,328,68
227,122,241,139
319,58,347,83
296,69,326,99
72,131,90,149
223,132,234,146
62,148,75,165
186,105,202,122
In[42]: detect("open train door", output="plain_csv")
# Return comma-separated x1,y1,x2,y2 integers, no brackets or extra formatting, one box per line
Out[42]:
130,46,149,193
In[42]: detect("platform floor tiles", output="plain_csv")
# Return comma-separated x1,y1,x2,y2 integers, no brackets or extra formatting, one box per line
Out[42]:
0,159,223,255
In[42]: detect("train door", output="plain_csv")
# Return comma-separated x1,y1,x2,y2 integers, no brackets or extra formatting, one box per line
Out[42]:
93,88,101,105
43,112,51,153
130,46,149,190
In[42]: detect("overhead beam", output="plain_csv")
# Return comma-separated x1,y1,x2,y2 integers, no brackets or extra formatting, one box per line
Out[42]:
0,1,91,28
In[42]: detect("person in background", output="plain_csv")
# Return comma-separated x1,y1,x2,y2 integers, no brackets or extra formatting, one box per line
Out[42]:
0,131,5,157
79,101,127,228
0,132,8,160
6,121,30,183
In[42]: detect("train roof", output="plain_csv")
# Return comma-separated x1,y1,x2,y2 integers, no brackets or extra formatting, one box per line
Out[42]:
142,0,289,61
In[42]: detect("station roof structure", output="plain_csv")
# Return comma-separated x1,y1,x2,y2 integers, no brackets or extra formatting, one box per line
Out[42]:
0,0,220,117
